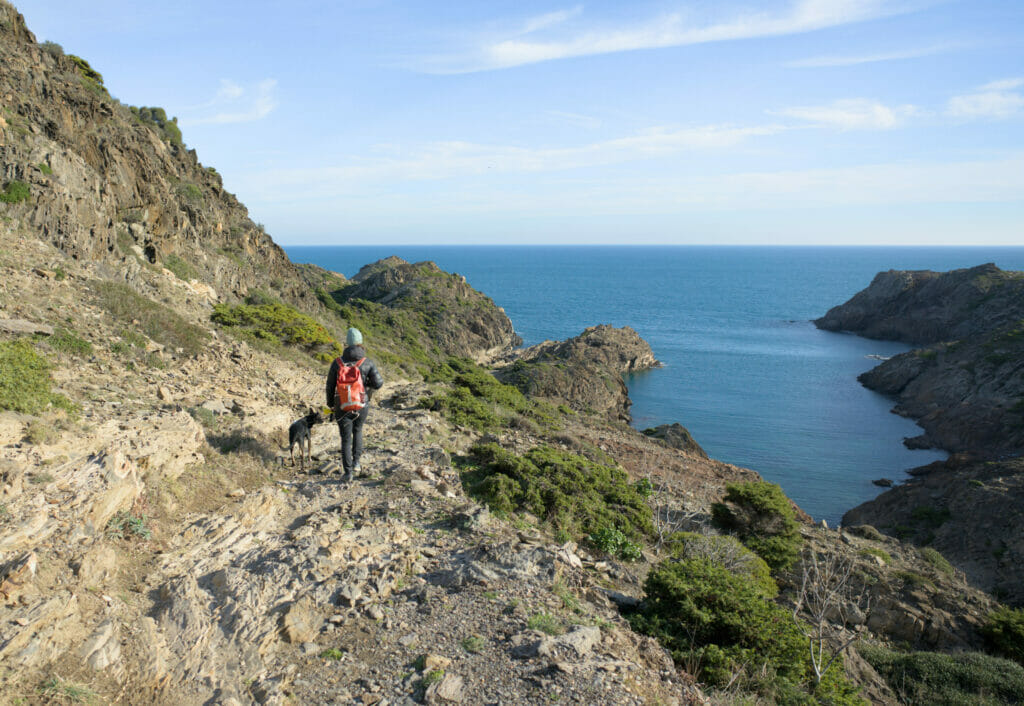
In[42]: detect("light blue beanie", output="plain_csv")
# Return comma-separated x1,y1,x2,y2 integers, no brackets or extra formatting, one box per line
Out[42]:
346,327,363,346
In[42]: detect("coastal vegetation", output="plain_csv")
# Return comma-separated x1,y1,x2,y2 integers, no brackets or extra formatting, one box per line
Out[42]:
0,339,77,415
711,480,803,571
212,291,343,363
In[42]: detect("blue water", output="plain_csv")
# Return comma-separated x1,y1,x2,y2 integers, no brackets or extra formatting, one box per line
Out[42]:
285,246,1024,524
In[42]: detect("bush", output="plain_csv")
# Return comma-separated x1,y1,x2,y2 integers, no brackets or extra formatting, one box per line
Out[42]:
130,106,183,146
0,180,30,204
665,532,776,597
0,339,76,415
858,642,1024,705
463,442,654,542
589,527,643,561
919,547,954,575
92,280,209,356
420,357,559,432
711,481,802,572
983,606,1024,665
211,295,342,362
628,557,807,687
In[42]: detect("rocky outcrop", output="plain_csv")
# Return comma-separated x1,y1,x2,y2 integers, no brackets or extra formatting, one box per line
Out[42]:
338,257,521,361
642,423,707,458
814,263,1024,344
843,456,1024,607
497,325,660,422
0,1,321,307
815,264,1024,456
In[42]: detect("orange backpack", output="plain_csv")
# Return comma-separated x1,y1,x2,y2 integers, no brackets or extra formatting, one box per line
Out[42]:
334,357,367,415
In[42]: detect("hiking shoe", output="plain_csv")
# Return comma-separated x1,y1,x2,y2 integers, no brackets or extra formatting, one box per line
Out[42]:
342,470,353,483
352,463,362,473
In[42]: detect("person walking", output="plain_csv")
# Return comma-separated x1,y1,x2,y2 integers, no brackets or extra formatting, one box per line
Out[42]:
326,327,383,482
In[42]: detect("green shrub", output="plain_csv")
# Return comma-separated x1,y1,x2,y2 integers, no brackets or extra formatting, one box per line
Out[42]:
919,547,954,575
463,442,654,542
106,510,151,540
37,162,53,175
588,527,643,561
665,532,776,597
0,339,76,415
92,280,209,357
211,295,342,362
858,547,892,564
628,557,807,687
68,54,103,84
49,327,92,356
130,106,183,146
527,612,563,636
420,357,559,432
0,180,30,204
175,182,202,203
711,481,802,571
859,643,1024,705
163,254,199,282
982,606,1024,665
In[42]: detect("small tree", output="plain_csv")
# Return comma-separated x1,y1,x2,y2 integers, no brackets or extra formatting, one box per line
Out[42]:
792,549,870,687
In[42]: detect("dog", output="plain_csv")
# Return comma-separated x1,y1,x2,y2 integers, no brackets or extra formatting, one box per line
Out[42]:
288,408,324,471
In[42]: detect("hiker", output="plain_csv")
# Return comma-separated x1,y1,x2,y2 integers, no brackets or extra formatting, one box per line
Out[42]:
326,327,383,482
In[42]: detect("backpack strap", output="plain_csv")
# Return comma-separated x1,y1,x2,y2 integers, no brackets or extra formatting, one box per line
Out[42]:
345,357,366,368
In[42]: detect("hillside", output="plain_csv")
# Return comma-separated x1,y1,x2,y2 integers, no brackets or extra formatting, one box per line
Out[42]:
3,2,1024,704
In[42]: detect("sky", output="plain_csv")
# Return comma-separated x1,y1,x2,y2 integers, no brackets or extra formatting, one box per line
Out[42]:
13,0,1024,245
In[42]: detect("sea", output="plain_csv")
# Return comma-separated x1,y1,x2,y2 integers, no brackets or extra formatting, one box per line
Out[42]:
285,246,1024,525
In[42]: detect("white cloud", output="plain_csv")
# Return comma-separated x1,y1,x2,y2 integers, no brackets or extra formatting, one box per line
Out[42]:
772,98,917,129
521,6,583,34
784,43,957,68
237,123,784,201
416,0,910,73
181,79,278,126
947,78,1024,119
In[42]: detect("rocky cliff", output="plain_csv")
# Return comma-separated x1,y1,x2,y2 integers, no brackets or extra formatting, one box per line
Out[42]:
496,325,659,422
816,264,1024,456
820,264,1024,608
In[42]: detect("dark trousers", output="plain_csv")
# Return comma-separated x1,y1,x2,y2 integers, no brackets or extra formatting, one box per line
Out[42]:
337,405,369,473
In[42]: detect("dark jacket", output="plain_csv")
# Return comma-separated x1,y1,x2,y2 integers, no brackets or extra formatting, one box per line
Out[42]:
326,345,384,409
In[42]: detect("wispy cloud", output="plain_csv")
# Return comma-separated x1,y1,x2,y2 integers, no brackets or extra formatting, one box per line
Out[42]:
180,79,278,126
772,98,918,129
238,123,784,201
784,42,959,68
947,78,1024,119
415,0,912,73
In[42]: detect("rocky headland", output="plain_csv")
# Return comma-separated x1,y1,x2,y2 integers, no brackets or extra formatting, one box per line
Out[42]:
817,264,1024,607
1,2,1022,704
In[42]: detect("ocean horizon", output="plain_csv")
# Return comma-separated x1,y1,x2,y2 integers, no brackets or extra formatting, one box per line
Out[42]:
285,245,1024,524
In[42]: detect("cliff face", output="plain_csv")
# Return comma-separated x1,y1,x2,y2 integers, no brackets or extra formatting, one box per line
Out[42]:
814,263,1024,344
815,264,1024,456
0,1,310,304
823,264,1024,606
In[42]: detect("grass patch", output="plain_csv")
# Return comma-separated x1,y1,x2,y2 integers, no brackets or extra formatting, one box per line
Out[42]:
48,327,93,356
320,647,346,660
0,180,30,204
982,606,1024,665
39,676,98,704
461,635,486,653
527,612,563,636
92,280,209,356
461,442,654,543
919,547,954,575
37,162,53,175
163,254,199,282
894,570,934,589
859,643,1024,705
858,547,892,564
24,419,59,445
0,339,77,415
